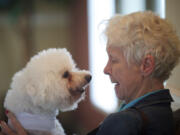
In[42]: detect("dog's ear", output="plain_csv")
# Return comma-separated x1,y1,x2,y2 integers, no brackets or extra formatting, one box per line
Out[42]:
26,83,46,106
25,71,61,109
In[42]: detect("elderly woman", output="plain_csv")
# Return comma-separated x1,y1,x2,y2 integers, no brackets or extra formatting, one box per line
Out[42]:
87,11,180,135
1,11,180,135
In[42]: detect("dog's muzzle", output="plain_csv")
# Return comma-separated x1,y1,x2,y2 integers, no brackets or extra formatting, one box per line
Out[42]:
69,74,92,95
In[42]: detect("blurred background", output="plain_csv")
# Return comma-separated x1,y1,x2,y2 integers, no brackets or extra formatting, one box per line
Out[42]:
0,0,180,135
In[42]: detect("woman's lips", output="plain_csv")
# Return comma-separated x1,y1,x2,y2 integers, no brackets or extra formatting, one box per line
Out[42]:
115,83,119,89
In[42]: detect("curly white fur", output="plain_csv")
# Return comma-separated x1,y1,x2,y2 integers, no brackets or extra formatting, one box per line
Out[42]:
4,48,91,135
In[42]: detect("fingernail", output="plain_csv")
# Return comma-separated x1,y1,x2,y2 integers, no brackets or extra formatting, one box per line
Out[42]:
5,110,9,114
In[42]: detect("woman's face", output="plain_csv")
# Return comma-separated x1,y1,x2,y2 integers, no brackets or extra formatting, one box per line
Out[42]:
104,46,143,103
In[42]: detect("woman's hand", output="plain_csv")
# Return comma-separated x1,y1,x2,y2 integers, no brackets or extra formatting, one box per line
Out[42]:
0,111,27,135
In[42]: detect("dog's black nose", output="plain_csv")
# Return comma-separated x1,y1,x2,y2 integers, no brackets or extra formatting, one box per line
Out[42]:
85,75,92,83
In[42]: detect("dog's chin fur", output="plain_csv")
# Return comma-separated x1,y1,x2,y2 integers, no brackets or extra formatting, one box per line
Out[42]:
59,92,85,112
4,48,91,135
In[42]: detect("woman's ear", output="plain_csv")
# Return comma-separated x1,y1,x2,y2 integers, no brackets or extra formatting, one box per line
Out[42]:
140,54,155,77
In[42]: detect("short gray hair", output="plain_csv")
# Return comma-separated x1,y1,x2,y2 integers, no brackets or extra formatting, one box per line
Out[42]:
105,11,180,81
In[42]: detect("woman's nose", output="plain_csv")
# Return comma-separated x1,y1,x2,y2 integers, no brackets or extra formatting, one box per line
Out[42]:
104,62,111,75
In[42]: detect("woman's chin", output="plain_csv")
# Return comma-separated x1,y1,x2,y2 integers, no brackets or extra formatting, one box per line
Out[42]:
115,84,122,99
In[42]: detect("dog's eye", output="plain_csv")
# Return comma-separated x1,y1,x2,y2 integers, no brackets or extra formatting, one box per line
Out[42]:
63,71,69,78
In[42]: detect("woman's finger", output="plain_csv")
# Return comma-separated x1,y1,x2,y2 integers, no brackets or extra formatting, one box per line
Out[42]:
0,121,15,135
6,112,27,135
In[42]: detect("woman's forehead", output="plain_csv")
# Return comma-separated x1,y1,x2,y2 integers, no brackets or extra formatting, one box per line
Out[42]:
107,46,123,57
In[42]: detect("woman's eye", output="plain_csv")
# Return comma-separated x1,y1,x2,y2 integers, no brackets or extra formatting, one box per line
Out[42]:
111,59,118,63
63,71,69,78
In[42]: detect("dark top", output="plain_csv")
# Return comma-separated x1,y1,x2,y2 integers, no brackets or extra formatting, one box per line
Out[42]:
87,89,174,135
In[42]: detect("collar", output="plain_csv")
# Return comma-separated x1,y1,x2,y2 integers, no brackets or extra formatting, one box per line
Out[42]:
8,112,56,131
119,89,173,112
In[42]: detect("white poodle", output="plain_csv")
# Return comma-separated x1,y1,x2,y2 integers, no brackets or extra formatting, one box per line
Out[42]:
4,48,91,135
